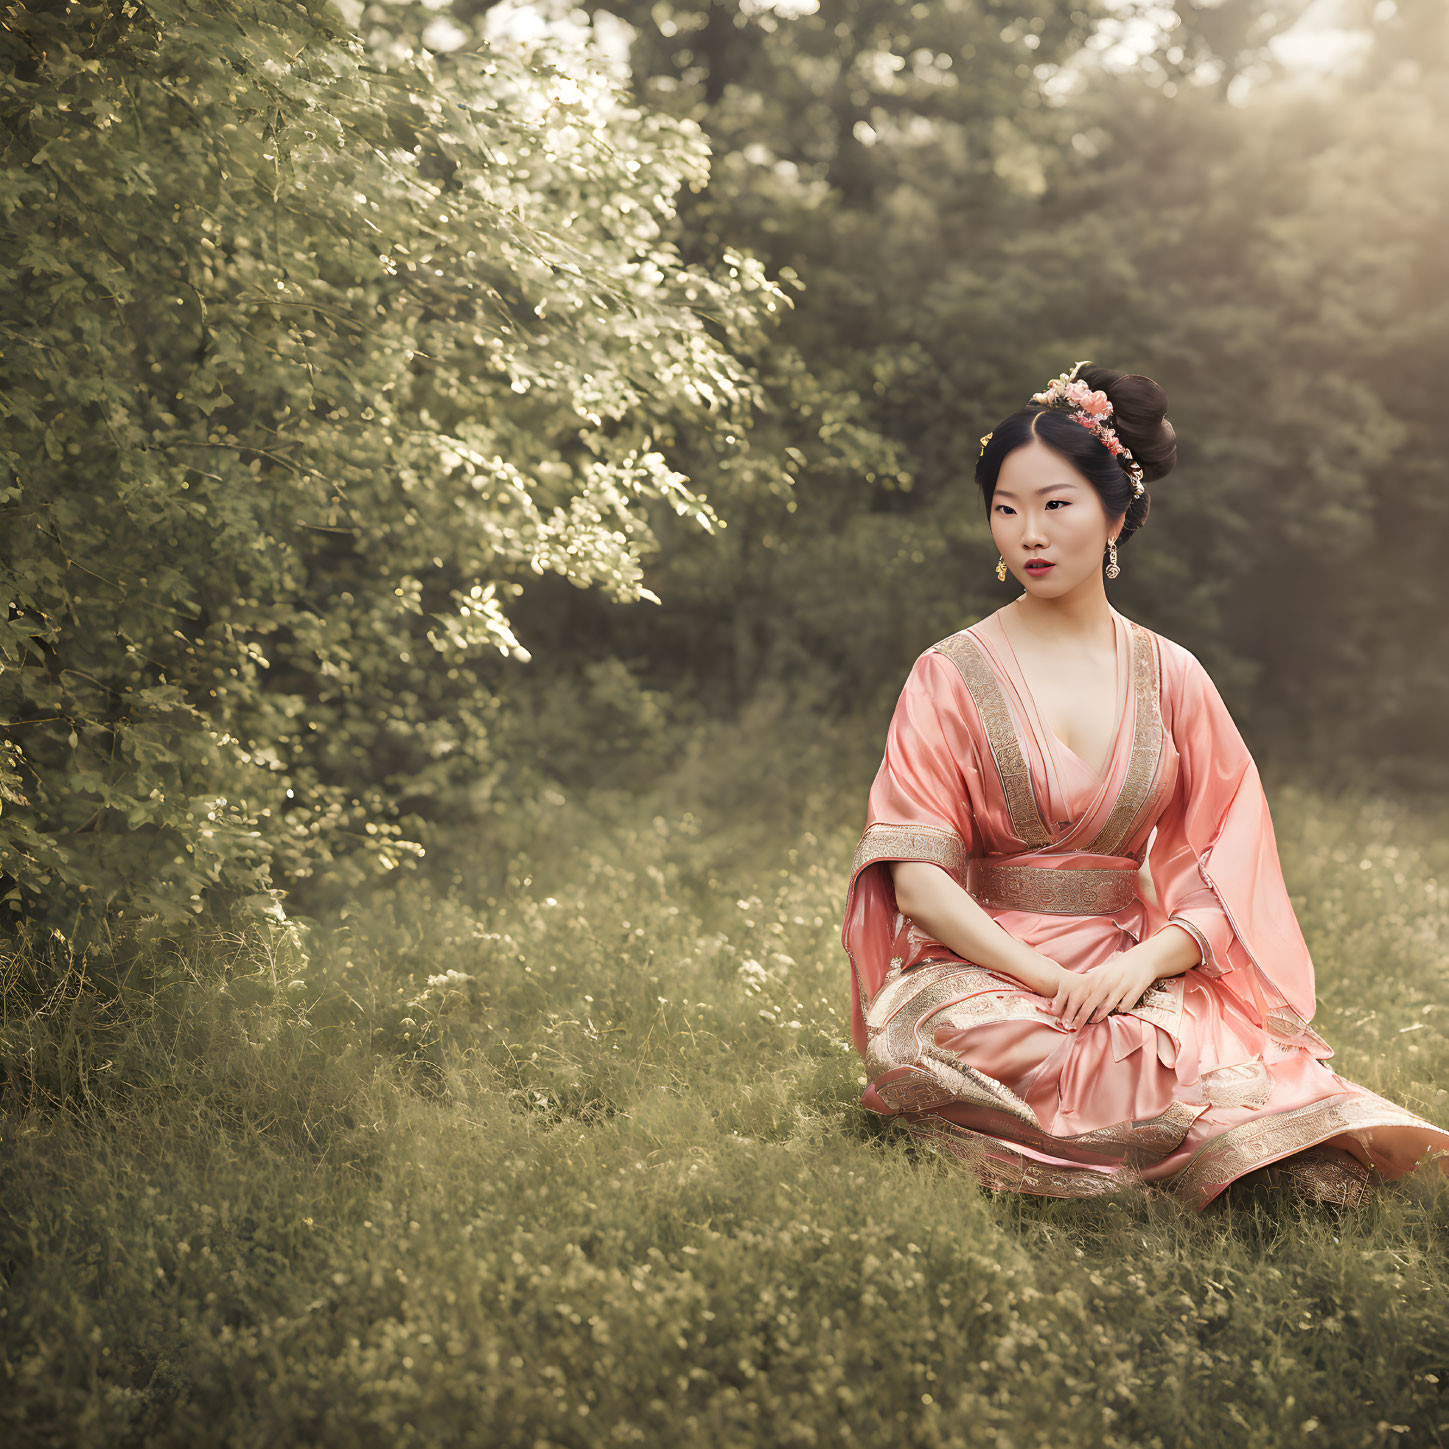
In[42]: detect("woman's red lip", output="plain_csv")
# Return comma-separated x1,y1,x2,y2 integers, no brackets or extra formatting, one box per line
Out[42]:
1025,562,1055,570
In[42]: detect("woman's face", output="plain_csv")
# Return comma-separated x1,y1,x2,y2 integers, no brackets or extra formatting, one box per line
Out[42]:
990,440,1122,596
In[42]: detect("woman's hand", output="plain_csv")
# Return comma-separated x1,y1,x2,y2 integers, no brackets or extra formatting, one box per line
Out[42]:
1051,951,1159,1032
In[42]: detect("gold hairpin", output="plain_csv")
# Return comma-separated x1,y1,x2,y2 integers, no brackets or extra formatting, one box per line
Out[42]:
979,431,994,453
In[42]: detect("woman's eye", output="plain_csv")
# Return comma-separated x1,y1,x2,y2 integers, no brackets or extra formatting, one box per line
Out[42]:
1046,499,1066,509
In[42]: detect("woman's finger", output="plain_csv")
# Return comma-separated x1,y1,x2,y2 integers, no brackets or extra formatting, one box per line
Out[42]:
1066,987,1087,1030
1089,982,1122,1024
1071,992,1096,1031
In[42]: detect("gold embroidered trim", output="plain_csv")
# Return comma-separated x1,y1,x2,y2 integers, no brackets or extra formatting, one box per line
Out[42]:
931,632,1052,849
895,1114,1138,1199
865,960,1038,1035
1077,621,1164,857
850,821,968,882
927,975,1060,1030
1200,1057,1273,1110
1260,1001,1333,1055
1167,1089,1448,1208
965,858,1138,915
864,962,1042,1127
1249,1145,1372,1207
1129,973,1186,1039
1265,1003,1313,1040
1049,1100,1204,1166
929,1082,1203,1167
898,1113,1381,1208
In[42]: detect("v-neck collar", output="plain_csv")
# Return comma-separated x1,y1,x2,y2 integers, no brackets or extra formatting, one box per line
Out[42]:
969,605,1133,842
995,601,1127,783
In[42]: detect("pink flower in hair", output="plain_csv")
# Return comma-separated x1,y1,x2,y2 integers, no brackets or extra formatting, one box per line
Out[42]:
1022,363,1146,496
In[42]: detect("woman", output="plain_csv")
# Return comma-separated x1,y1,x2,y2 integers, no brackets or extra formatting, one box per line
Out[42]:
840,360,1449,1211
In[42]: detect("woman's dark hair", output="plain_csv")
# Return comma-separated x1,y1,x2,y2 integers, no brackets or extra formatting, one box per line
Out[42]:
974,365,1177,547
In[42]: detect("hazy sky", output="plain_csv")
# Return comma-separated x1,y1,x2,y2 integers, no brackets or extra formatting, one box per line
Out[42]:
1091,0,1377,81
450,0,1382,94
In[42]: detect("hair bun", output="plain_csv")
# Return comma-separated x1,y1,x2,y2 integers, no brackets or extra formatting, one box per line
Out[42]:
1079,366,1177,484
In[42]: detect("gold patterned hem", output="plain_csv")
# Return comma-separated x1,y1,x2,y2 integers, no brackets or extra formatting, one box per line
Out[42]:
894,1114,1145,1199
846,824,970,1020
898,1114,1384,1210
958,1097,1206,1170
1165,1090,1449,1210
1235,1144,1374,1208
864,963,1044,1128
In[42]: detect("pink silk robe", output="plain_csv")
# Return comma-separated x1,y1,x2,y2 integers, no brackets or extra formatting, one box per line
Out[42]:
841,607,1449,1210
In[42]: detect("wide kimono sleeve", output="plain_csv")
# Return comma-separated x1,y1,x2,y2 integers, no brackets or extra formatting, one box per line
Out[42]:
1146,645,1327,1047
841,647,986,1056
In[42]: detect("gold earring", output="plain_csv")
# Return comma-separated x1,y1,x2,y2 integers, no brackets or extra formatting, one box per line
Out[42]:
1104,538,1120,579
995,554,1007,582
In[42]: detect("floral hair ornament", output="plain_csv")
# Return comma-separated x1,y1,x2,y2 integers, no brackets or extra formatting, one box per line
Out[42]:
1030,359,1146,497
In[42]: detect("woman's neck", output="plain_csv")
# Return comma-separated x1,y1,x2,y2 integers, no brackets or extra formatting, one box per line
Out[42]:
1007,588,1116,651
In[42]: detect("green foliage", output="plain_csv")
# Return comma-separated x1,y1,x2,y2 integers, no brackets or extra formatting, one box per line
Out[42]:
0,0,788,935
568,0,1115,713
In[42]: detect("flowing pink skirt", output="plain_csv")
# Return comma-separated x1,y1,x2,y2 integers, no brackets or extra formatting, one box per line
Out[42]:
859,907,1449,1210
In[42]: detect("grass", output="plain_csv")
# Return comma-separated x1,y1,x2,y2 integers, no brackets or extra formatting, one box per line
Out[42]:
5,721,1449,1448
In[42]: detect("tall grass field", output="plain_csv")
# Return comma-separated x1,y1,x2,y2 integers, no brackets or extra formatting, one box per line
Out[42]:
5,733,1449,1448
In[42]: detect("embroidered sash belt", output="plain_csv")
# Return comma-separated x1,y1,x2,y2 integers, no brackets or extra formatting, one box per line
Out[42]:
964,857,1139,916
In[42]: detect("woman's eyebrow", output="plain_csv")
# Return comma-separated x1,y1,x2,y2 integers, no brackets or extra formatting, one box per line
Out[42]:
993,482,1078,500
